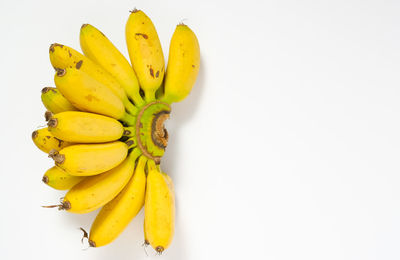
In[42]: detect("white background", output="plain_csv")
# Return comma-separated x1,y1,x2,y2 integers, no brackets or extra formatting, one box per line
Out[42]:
0,0,399,259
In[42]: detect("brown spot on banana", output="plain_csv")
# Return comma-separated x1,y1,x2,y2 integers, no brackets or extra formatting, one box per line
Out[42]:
76,60,83,69
135,33,148,39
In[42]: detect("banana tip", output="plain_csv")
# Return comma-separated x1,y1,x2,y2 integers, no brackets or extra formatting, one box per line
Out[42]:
45,111,53,121
55,68,66,77
89,240,96,247
32,130,38,139
129,8,140,13
42,175,49,184
41,87,51,94
61,200,71,210
49,43,63,53
155,246,164,254
48,149,65,164
47,118,57,128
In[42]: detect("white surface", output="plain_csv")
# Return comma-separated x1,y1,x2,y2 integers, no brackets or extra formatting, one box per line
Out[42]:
0,0,399,259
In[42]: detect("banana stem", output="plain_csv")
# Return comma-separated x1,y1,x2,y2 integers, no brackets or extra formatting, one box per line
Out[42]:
124,100,139,115
127,147,142,161
120,112,136,126
145,89,156,103
159,95,173,105
131,93,146,107
147,159,156,171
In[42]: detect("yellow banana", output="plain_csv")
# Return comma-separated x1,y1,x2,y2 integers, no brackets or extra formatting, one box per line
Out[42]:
126,10,165,101
54,68,136,125
41,87,78,113
47,111,124,143
42,166,84,190
49,43,138,115
49,141,128,176
59,149,141,214
32,127,71,153
162,24,200,104
89,156,147,247
80,24,144,107
144,160,175,253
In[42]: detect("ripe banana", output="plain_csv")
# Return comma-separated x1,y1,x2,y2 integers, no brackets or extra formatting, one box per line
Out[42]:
36,11,200,251
49,141,128,176
162,24,200,104
59,148,141,214
89,155,147,247
32,127,71,153
54,68,136,125
144,160,175,253
126,10,165,101
80,24,144,107
47,111,124,143
49,43,138,115
42,166,84,190
41,87,78,113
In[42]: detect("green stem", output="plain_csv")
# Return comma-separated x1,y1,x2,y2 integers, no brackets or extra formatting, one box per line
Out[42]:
159,95,173,105
127,147,142,161
124,100,139,115
145,89,156,103
132,93,146,107
147,159,156,171
120,112,136,126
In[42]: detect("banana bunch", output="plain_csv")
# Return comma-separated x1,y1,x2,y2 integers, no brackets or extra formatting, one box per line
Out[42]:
32,9,199,253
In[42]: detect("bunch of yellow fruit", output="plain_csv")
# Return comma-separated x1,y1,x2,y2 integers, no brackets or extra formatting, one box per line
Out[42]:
31,9,200,253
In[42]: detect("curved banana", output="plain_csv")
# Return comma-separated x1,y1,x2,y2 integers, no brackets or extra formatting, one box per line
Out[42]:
32,127,71,153
41,87,78,113
54,68,135,125
144,160,175,253
42,166,84,190
80,24,144,106
47,111,124,143
162,24,200,104
49,43,138,115
126,9,165,101
89,156,147,247
49,141,128,176
59,149,142,214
